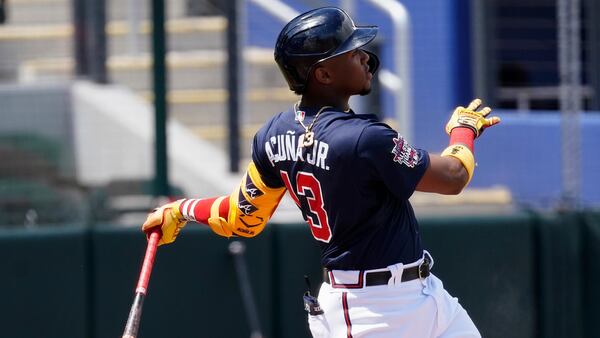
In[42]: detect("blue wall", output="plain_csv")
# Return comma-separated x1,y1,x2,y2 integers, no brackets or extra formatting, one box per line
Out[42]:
474,112,600,208
245,0,600,207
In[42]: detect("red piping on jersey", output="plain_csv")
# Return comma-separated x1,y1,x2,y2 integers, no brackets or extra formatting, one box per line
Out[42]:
342,292,353,338
329,270,365,289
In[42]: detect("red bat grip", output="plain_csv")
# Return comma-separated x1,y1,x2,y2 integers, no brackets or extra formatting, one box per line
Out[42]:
122,229,161,338
136,230,160,295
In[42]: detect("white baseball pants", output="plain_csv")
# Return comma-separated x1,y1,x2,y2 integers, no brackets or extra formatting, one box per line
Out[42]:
308,255,480,338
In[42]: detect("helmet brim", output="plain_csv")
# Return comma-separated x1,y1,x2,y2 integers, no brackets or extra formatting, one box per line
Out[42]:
312,25,378,66
335,26,378,56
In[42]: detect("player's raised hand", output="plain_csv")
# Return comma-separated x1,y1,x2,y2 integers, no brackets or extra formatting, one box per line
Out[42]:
445,98,500,137
142,200,187,246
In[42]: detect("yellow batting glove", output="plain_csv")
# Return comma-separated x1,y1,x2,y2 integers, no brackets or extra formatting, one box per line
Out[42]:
445,98,501,137
142,199,186,246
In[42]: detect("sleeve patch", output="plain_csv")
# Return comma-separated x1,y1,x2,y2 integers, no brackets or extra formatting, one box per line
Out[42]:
237,190,258,215
391,134,419,168
245,173,264,199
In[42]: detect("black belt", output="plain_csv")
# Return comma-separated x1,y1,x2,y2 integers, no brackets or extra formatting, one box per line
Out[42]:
324,256,431,287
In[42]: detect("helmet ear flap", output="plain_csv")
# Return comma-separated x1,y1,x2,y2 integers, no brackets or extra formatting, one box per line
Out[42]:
364,50,380,75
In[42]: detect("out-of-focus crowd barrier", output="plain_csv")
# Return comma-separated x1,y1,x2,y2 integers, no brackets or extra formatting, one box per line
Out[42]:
0,211,598,338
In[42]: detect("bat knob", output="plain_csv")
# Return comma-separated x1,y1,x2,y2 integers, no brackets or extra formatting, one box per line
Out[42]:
228,241,246,255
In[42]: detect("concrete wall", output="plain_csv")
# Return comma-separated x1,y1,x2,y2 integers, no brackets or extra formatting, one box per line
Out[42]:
71,81,239,197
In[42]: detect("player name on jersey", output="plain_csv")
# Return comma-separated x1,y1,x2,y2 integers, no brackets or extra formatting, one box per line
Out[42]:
264,132,330,170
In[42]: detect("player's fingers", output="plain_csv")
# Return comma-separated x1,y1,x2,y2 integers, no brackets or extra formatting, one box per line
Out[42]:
141,211,162,231
142,222,157,232
483,116,501,128
466,98,482,111
479,106,492,117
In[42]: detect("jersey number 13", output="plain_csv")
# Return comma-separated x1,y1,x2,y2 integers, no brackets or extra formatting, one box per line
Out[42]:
281,171,332,243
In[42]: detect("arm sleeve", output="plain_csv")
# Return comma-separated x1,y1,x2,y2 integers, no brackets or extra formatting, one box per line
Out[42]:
180,161,286,238
357,123,430,200
184,124,287,237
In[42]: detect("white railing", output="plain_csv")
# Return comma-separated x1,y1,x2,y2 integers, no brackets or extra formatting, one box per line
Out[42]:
248,0,298,21
497,86,593,113
365,0,412,141
247,0,413,140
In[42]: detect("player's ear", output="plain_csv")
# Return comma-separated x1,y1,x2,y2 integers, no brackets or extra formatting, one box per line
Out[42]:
313,65,333,85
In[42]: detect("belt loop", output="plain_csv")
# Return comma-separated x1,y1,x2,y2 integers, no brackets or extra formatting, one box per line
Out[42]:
423,250,434,268
419,251,433,286
386,262,404,287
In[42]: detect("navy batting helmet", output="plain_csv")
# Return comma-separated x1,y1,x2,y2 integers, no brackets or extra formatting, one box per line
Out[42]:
274,7,380,93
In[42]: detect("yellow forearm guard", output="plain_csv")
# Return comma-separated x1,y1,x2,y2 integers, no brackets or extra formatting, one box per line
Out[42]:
441,144,475,183
207,162,286,238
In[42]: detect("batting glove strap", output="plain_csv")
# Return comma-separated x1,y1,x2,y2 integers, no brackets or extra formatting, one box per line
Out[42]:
441,144,475,184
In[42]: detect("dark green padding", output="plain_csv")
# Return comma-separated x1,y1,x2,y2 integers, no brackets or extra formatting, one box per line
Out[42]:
91,225,273,338
419,213,538,338
582,212,600,338
1,211,597,338
0,225,90,338
535,212,584,338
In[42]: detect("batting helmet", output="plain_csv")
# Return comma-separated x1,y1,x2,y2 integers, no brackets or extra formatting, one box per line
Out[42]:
274,7,380,93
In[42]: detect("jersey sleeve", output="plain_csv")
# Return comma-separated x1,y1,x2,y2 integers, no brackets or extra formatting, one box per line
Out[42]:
357,123,430,200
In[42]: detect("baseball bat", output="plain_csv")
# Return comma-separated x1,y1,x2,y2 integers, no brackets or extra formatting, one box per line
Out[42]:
122,229,161,338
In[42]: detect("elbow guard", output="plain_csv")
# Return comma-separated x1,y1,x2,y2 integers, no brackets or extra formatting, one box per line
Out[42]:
207,162,285,238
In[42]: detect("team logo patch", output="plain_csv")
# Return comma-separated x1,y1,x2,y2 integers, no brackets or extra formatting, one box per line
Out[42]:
245,173,264,199
391,134,419,168
238,190,258,215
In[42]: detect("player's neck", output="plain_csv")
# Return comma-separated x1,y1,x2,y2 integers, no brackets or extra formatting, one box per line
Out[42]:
299,95,350,112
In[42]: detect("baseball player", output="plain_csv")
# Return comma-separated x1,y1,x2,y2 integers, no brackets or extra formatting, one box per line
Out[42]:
142,7,500,338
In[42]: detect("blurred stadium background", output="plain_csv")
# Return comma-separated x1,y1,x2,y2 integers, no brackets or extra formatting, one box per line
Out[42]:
0,0,598,337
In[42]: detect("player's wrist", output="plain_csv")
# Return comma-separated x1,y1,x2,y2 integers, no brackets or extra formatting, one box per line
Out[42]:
448,127,475,152
179,198,204,222
171,199,185,221
179,197,230,224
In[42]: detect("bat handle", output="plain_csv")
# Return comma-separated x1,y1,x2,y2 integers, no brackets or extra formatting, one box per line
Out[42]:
122,229,161,338
136,230,161,295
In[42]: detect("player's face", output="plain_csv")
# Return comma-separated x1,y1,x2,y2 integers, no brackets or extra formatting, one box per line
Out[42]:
320,49,373,96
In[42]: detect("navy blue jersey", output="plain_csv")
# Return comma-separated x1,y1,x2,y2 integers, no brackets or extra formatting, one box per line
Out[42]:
252,106,430,270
